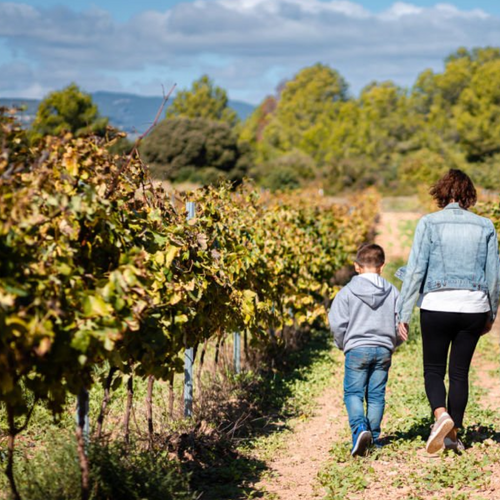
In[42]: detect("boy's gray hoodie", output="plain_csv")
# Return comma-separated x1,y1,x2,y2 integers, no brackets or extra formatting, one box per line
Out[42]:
328,274,400,353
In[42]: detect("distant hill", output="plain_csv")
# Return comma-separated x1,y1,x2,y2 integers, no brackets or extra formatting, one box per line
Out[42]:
0,91,255,135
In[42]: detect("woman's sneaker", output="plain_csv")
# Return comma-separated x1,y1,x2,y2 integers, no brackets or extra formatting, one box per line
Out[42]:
426,412,455,454
444,436,465,452
351,423,372,457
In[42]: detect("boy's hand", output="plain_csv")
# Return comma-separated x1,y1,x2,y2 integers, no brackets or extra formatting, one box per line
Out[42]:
398,322,409,341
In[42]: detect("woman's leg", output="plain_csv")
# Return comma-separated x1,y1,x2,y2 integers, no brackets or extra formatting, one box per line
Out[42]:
420,310,454,414
447,312,488,429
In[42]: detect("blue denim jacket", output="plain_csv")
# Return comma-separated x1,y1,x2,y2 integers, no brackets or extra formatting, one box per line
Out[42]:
397,203,500,323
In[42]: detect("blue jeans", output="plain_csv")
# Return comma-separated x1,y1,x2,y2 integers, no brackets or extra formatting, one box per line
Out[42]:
344,346,392,441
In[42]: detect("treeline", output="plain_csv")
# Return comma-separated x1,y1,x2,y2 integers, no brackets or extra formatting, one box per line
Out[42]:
240,46,500,192
24,47,500,192
0,110,378,499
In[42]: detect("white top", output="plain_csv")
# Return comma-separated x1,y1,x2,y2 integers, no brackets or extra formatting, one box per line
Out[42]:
418,289,490,313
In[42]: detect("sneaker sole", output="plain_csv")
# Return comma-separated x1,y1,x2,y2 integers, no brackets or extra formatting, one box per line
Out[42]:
426,418,455,454
352,430,372,457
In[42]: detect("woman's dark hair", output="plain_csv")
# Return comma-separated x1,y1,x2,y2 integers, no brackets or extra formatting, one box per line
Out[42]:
429,169,477,209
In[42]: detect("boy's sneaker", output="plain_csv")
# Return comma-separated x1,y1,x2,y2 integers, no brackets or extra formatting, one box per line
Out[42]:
351,424,372,457
425,412,455,454
444,436,465,452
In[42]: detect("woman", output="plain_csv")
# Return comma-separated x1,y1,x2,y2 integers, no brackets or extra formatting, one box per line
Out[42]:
397,169,500,454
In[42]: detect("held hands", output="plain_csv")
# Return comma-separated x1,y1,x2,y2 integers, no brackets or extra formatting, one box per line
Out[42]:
398,322,409,342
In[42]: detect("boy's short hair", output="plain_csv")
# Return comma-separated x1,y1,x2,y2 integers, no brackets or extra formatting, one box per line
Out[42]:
355,243,385,268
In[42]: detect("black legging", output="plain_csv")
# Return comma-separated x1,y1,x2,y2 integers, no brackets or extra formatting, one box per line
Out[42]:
420,310,488,428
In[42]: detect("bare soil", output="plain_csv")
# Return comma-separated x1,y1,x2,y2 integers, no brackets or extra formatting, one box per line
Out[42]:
375,211,421,261
255,378,345,499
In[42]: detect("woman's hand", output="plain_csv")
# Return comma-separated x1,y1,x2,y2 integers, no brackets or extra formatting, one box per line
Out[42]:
481,320,494,336
398,322,409,341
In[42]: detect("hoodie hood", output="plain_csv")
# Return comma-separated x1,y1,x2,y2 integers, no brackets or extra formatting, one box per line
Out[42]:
347,275,392,309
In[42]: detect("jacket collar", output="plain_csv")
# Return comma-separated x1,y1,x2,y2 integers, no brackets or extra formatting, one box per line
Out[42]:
443,202,464,210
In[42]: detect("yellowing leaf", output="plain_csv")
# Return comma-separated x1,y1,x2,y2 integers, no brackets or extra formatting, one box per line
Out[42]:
165,246,180,267
62,150,79,176
154,251,165,266
83,295,112,317
169,292,183,305
174,313,189,324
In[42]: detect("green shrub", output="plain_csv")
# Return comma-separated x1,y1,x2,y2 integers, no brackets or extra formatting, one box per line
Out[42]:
2,435,194,500
89,443,194,500
140,117,250,184
255,150,316,191
323,156,379,193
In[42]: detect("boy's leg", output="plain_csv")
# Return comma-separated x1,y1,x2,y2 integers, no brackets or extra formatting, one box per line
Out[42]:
344,348,370,434
366,347,392,442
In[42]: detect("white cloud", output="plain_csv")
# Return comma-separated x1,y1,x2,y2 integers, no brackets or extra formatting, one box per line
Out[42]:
380,2,423,20
0,1,498,101
434,3,489,19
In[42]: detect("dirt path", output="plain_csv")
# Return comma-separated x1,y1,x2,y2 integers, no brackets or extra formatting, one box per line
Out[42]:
256,383,344,499
473,324,500,408
256,206,422,499
375,211,421,261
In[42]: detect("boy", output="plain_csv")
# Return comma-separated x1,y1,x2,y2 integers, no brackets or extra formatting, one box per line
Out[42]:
328,243,402,457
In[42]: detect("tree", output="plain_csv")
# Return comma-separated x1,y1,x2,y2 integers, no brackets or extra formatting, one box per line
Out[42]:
407,47,500,158
454,59,500,160
166,75,238,126
239,96,277,149
249,64,349,165
140,117,250,184
276,63,348,129
271,64,348,159
354,81,416,158
31,83,108,140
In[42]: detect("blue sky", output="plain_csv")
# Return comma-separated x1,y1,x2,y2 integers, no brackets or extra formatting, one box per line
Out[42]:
16,0,500,19
1,1,500,103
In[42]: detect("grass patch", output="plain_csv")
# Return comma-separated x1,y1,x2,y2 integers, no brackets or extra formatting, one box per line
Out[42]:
398,218,419,252
382,257,406,289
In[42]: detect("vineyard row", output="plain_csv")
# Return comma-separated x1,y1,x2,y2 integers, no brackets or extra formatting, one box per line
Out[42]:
0,112,378,499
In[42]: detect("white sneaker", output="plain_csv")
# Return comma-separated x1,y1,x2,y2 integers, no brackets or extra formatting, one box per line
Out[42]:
444,436,465,452
426,413,455,454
